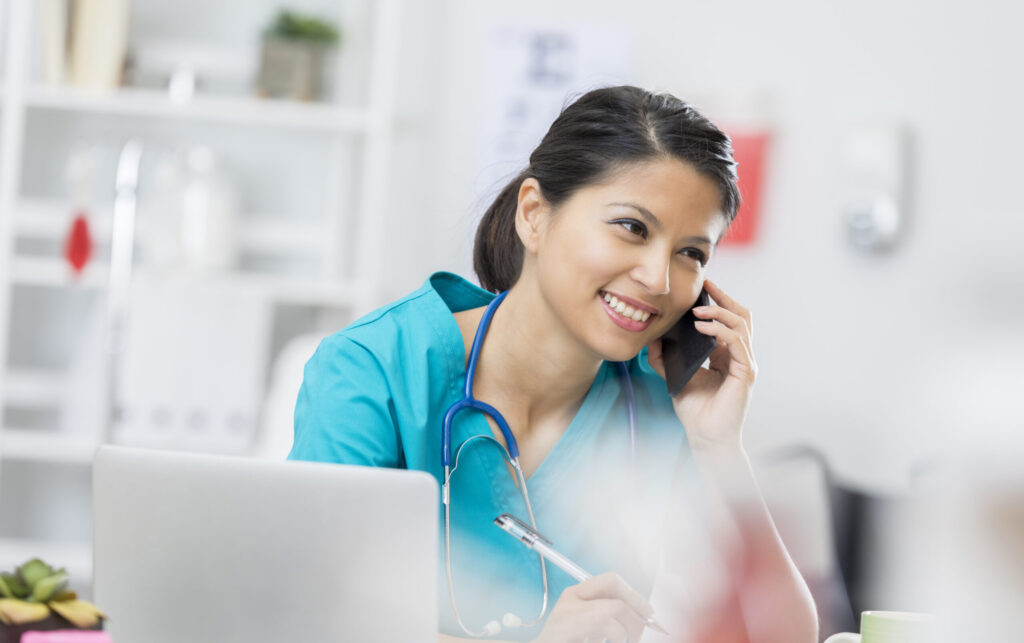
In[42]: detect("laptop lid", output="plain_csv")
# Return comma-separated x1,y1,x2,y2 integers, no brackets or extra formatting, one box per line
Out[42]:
93,446,438,642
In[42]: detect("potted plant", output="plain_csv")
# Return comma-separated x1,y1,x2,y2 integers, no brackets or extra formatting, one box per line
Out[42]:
0,559,104,643
256,10,342,101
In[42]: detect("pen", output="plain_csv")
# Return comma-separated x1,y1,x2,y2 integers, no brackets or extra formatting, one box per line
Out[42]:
494,513,669,636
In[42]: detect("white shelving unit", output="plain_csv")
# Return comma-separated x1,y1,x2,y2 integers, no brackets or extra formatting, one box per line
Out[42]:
0,0,404,591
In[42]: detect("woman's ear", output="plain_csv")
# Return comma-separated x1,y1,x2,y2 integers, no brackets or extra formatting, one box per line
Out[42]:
514,178,548,253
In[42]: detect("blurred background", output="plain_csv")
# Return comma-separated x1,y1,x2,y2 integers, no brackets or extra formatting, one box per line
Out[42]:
0,0,1021,640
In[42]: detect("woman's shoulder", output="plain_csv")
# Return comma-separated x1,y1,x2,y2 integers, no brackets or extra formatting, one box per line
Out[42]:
316,271,489,371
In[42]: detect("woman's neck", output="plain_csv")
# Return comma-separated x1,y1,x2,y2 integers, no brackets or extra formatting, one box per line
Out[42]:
455,281,603,436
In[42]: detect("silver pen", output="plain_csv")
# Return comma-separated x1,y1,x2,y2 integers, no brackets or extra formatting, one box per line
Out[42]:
494,513,669,636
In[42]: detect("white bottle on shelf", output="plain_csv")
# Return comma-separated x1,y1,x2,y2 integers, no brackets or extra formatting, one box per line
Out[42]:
69,0,133,89
145,146,240,276
179,146,239,275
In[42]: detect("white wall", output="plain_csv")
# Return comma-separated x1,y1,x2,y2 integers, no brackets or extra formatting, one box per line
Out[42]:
387,0,1024,492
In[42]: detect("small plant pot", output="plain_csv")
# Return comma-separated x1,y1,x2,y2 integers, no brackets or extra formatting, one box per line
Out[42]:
257,37,331,101
0,613,103,643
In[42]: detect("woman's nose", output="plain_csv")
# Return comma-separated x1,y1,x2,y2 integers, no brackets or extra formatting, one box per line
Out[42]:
631,250,671,295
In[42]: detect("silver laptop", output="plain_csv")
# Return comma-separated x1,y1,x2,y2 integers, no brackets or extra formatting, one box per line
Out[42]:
93,446,438,642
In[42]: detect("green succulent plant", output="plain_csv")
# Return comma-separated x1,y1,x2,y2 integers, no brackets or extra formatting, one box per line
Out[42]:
264,10,341,46
0,559,66,603
0,558,103,628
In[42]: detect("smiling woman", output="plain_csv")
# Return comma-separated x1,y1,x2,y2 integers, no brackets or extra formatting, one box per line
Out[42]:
507,157,728,364
289,85,817,643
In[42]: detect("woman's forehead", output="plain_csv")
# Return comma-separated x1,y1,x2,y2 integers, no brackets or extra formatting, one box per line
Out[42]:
577,159,725,228
599,157,717,194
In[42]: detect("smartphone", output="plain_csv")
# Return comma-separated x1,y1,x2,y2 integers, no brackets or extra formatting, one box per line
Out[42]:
659,288,717,396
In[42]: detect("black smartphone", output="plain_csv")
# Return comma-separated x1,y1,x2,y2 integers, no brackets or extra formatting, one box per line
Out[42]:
659,288,717,396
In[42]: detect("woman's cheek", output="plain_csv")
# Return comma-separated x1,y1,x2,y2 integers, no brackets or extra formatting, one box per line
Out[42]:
573,234,625,273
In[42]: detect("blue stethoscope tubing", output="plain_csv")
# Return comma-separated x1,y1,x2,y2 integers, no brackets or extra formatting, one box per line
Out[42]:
441,289,639,637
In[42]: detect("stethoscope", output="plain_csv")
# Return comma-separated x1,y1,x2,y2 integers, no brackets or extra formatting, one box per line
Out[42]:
441,289,639,637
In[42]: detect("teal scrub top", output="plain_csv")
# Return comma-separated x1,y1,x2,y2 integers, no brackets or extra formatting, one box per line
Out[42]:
289,271,695,640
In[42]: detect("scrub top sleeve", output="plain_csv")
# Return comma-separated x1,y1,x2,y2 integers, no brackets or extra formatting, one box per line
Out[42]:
288,335,402,468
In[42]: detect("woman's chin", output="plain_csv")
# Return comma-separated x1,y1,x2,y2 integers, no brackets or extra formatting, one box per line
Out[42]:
597,340,647,364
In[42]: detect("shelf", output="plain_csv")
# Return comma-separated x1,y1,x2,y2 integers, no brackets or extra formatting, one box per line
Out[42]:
10,256,108,288
9,256,364,307
0,426,269,463
0,539,92,585
4,369,66,407
13,198,328,255
0,428,98,464
23,84,374,133
240,218,330,255
10,198,354,305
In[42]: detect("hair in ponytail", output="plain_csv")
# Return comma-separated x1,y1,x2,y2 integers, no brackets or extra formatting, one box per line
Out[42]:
473,169,530,298
473,85,741,293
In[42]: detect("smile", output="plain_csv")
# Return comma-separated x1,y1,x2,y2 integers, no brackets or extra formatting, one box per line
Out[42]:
599,291,657,331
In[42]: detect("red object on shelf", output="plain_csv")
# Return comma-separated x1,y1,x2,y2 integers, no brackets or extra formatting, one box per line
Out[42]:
63,211,94,274
720,130,770,246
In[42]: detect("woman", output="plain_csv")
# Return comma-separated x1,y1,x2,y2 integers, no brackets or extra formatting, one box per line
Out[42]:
289,85,817,642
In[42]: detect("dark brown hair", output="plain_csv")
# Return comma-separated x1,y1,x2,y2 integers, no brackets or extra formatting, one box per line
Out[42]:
473,85,741,293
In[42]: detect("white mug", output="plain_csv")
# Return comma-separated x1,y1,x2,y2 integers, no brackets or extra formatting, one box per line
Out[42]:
825,610,934,643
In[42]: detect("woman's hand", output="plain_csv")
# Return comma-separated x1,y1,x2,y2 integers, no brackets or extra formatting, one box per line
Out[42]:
646,277,757,452
531,572,654,643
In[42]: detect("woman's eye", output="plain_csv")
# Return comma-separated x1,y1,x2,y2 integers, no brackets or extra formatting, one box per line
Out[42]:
615,219,648,238
680,248,708,265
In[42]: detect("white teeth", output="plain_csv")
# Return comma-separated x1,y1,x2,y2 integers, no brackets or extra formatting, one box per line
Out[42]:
602,292,652,323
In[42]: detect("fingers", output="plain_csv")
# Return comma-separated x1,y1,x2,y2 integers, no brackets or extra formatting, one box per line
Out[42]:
694,279,757,380
572,572,653,620
582,599,645,642
693,319,756,381
540,573,653,643
702,278,753,339
692,304,749,340
573,575,650,640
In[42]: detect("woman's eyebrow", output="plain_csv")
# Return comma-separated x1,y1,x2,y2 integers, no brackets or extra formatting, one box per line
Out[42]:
606,202,712,245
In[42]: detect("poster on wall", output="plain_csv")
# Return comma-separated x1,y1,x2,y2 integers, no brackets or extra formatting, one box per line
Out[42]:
474,21,633,232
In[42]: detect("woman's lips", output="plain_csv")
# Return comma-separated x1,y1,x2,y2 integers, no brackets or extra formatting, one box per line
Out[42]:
599,292,656,332
602,291,659,315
